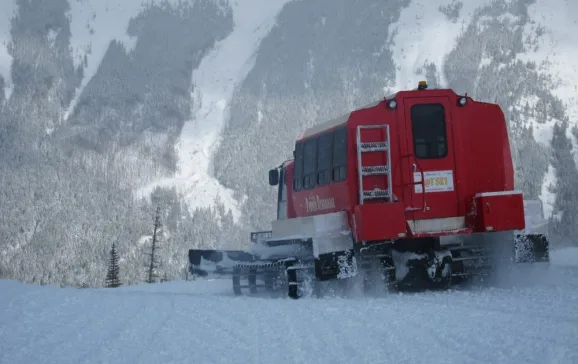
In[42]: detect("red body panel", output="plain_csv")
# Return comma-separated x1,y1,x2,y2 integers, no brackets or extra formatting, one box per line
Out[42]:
285,87,524,243
353,203,407,241
473,191,525,232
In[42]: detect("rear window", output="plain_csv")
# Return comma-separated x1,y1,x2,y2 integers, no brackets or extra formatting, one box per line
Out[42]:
411,103,448,159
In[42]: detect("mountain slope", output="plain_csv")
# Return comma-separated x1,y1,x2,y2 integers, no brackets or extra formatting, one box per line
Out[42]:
0,0,16,101
0,0,242,287
137,0,292,223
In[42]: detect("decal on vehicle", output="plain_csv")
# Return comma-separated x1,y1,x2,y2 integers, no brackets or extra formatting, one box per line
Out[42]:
305,195,336,213
413,170,454,193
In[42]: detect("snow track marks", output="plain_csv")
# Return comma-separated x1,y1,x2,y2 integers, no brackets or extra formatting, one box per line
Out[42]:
1,262,578,364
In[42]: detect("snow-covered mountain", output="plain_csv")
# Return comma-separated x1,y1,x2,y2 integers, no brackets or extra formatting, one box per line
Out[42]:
0,0,577,287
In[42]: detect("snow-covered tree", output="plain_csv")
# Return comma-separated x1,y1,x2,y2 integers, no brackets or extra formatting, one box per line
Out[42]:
146,205,162,283
548,120,578,239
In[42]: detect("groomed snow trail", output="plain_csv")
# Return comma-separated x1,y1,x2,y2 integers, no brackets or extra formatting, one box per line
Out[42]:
1,248,578,364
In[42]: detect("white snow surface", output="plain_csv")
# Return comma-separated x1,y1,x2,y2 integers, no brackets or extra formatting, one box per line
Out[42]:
2,247,578,364
137,0,290,222
0,0,17,101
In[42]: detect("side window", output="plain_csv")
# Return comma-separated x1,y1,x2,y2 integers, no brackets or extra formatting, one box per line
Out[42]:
332,126,347,182
303,137,318,189
317,133,332,186
293,142,303,191
411,103,448,159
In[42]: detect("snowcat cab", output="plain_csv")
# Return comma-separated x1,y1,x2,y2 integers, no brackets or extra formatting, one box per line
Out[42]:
188,81,550,299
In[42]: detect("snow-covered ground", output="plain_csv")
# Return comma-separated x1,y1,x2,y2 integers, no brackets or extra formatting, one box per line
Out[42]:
2,247,577,364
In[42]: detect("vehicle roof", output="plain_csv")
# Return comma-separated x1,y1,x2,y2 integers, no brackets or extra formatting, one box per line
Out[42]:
298,99,382,140
297,87,462,141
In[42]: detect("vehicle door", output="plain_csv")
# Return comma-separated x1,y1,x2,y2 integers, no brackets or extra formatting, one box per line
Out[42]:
403,98,459,221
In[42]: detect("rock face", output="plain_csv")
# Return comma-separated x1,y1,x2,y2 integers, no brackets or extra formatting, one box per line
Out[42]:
0,0,575,286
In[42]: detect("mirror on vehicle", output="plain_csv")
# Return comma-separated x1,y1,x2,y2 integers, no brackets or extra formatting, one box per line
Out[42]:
268,169,279,186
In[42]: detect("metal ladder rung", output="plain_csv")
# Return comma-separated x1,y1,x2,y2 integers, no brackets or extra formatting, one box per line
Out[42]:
363,189,390,199
356,124,393,204
360,141,388,152
361,165,389,176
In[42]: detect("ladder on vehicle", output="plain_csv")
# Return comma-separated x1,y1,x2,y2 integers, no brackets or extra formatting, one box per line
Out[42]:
356,125,393,204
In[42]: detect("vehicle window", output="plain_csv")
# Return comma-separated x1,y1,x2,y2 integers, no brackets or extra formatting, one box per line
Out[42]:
303,137,318,189
332,126,347,182
411,103,448,159
317,133,332,186
293,142,303,191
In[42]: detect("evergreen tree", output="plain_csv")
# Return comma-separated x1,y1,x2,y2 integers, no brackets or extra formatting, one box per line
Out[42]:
105,242,121,288
548,120,578,239
146,205,162,283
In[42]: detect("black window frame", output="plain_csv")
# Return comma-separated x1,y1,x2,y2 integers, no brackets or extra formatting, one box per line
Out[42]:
302,137,318,190
317,132,332,186
410,103,448,159
332,126,348,182
293,142,303,191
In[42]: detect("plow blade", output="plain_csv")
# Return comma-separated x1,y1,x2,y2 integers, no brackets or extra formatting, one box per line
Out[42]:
514,233,550,263
188,249,257,277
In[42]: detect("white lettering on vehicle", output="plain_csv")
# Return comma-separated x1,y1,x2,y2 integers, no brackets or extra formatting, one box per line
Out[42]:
305,195,336,213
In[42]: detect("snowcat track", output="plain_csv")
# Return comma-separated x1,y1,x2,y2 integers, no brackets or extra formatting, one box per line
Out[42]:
231,258,315,298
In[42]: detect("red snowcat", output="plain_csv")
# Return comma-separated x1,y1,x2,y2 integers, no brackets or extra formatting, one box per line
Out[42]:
188,81,549,298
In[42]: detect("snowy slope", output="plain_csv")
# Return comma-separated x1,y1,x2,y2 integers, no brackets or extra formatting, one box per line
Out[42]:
386,0,578,221
519,0,578,219
1,248,578,364
389,0,495,91
521,0,578,127
0,0,17,101
65,0,194,120
391,0,578,135
137,0,291,222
